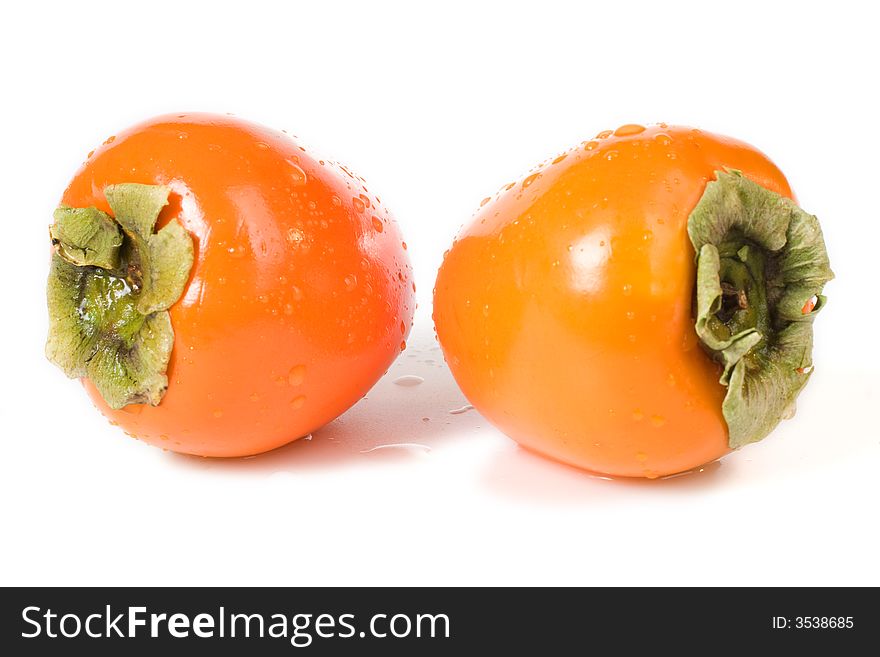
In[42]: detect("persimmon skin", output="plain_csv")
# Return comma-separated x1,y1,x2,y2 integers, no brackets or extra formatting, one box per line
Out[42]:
64,113,414,457
433,125,793,478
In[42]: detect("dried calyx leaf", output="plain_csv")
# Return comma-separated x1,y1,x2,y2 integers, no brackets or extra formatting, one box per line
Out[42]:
688,170,833,449
46,184,194,409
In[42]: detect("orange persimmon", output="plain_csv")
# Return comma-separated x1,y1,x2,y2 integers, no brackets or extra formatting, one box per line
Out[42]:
433,124,832,478
47,113,414,457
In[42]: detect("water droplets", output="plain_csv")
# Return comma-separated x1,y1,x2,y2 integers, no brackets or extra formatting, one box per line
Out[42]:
286,227,304,245
622,283,633,296
614,124,646,137
605,150,619,161
393,375,424,387
522,173,540,189
360,443,431,455
480,197,491,207
291,395,306,409
344,274,358,291
289,163,307,186
288,364,307,386
352,197,366,213
371,216,384,232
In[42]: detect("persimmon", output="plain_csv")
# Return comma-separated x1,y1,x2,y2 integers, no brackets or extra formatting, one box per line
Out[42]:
433,124,832,478
47,113,414,457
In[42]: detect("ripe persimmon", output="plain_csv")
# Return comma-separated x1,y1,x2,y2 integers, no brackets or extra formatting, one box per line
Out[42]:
433,124,832,478
47,113,414,457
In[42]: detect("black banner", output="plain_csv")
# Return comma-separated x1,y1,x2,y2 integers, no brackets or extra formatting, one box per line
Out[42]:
0,587,873,654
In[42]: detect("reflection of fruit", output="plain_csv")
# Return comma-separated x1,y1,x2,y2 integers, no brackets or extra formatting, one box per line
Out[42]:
434,124,832,478
48,113,414,457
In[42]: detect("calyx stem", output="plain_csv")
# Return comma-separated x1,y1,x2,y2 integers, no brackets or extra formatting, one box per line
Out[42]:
688,170,833,449
46,184,194,409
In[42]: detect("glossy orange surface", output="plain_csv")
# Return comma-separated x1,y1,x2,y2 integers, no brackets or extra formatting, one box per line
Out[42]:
64,113,414,456
433,124,793,478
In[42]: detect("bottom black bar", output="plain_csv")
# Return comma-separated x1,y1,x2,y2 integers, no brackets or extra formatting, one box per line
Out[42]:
0,587,872,654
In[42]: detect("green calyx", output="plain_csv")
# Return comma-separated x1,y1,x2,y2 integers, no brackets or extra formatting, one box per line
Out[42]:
46,184,194,409
688,170,833,449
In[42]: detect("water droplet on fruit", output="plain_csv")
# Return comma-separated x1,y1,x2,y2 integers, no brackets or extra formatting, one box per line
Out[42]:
372,216,384,232
288,164,307,186
522,173,540,188
584,140,599,151
103,135,116,145
595,129,612,139
401,241,407,250
288,365,306,386
291,395,306,409
552,153,568,164
614,124,646,136
352,197,366,213
480,197,491,207
344,274,358,291
626,310,635,320
651,415,666,427
400,340,407,351
622,283,633,295
393,375,424,387
605,150,619,160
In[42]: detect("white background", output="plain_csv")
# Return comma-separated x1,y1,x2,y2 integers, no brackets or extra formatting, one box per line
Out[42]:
1,1,878,586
